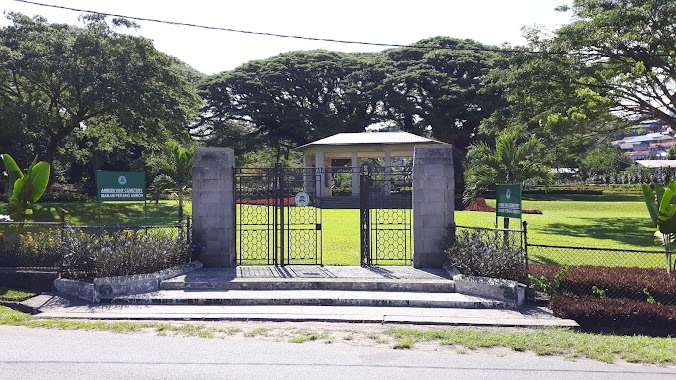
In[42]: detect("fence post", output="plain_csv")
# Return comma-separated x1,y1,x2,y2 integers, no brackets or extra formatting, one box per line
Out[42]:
58,208,67,243
523,220,529,289
58,208,67,272
667,237,672,275
186,216,191,245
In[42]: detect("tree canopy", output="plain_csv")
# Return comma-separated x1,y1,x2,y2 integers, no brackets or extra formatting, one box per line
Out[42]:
482,0,676,148
0,13,201,171
196,50,372,158
198,38,507,158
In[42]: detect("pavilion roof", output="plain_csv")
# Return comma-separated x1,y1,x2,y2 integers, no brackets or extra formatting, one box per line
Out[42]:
296,131,444,150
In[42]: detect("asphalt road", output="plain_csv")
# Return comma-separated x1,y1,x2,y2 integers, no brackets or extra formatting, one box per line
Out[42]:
1,325,674,380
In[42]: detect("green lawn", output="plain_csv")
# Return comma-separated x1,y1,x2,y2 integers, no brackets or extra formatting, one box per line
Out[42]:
457,194,654,250
0,200,190,226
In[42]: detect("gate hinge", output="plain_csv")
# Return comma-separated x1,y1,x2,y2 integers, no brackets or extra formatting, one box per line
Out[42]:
316,224,322,230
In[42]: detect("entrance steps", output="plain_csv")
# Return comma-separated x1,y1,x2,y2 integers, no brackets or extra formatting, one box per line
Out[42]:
105,289,512,309
100,266,515,309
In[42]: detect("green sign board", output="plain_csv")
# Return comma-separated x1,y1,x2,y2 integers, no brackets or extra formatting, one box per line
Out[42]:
97,171,146,202
496,184,522,219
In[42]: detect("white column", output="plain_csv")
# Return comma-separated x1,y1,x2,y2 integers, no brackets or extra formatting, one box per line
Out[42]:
384,150,392,195
351,152,359,196
302,153,311,193
315,150,325,198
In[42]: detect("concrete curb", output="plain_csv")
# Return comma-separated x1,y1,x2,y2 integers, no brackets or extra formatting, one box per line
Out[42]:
54,261,203,302
0,299,39,314
444,264,526,308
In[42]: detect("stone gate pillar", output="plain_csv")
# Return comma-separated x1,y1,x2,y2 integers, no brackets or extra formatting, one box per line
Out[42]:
412,145,455,268
192,147,236,267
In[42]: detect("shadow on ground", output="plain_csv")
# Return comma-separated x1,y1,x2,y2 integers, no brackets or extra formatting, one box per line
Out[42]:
533,217,654,247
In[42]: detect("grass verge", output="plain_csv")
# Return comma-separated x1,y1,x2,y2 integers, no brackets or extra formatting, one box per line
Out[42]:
386,327,675,365
0,287,37,302
0,306,674,365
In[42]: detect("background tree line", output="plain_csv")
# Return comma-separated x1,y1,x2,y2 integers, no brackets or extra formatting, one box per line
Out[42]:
1,0,672,194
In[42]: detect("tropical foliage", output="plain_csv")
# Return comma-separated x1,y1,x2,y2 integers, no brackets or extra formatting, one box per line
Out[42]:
1,154,50,221
150,141,194,220
642,181,676,272
463,132,553,203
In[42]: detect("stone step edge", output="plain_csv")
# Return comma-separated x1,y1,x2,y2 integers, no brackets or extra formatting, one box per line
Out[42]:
160,279,456,292
103,297,511,309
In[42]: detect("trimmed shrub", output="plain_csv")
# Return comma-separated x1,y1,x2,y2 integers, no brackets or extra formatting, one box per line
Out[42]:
446,228,526,281
61,228,191,279
1,225,191,279
529,264,676,305
550,294,676,336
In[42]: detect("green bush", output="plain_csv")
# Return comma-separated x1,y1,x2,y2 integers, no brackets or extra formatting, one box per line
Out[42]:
446,227,527,281
0,225,191,279
61,228,191,278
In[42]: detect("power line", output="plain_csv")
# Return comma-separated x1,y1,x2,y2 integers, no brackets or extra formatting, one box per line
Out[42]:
10,0,675,59
11,0,568,56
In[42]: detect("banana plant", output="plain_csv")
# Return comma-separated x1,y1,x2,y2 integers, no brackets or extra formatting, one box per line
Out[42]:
1,154,51,222
642,182,676,273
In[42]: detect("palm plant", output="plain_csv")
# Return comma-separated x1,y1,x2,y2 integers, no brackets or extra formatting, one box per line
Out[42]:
642,182,676,273
463,131,553,205
151,142,194,221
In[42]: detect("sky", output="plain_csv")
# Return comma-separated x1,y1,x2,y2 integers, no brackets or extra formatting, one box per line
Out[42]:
0,0,574,75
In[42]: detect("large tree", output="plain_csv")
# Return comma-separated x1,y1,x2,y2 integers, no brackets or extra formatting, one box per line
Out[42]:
196,50,375,157
0,13,201,170
483,0,675,154
372,37,507,150
554,0,675,127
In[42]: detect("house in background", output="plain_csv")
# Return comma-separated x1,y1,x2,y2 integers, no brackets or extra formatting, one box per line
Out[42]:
613,125,675,160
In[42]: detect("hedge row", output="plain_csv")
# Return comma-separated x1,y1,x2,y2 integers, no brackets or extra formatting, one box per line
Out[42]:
529,264,676,305
530,264,676,335
550,294,676,336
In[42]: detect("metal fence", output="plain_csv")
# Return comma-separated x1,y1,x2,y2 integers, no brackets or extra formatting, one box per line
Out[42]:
450,222,676,305
0,218,192,279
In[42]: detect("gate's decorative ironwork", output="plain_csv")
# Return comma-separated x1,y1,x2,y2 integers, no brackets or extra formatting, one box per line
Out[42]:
360,165,413,266
236,165,322,265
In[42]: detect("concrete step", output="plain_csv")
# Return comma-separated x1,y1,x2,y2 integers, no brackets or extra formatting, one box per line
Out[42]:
104,289,512,309
160,266,455,293
161,278,455,292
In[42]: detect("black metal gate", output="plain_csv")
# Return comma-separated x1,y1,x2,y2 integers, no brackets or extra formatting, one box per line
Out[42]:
360,165,413,266
236,164,322,265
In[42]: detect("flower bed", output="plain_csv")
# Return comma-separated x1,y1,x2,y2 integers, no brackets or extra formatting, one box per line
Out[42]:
1,225,192,280
464,197,542,214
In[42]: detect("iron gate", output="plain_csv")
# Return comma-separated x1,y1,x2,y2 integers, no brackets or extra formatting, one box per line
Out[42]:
360,165,413,266
236,164,322,265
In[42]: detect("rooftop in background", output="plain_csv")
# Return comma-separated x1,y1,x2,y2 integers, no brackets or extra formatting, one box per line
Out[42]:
636,160,676,168
296,131,444,150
